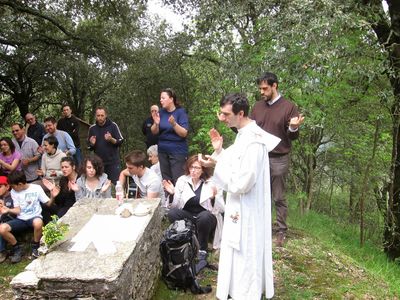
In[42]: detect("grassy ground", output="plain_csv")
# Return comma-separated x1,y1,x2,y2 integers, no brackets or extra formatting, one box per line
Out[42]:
2,206,400,299
152,227,399,299
0,257,30,300
152,205,400,299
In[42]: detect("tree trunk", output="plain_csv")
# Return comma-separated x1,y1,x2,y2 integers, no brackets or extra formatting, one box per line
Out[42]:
360,0,400,259
385,102,400,258
359,119,380,247
305,153,315,211
328,174,334,216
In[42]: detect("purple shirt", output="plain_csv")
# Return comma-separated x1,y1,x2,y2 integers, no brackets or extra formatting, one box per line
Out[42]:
0,151,22,174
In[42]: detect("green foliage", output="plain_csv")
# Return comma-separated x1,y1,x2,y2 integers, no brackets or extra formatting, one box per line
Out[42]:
165,0,393,222
0,0,145,120
42,215,69,247
289,198,400,295
0,0,398,258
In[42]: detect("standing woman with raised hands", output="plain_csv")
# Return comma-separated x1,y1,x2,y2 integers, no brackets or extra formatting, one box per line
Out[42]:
151,88,189,184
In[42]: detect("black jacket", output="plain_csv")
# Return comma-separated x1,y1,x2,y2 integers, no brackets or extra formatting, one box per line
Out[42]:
87,118,124,164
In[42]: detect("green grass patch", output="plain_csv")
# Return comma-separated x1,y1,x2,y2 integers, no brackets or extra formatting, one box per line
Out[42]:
0,259,30,284
0,258,31,300
2,198,400,300
288,200,400,298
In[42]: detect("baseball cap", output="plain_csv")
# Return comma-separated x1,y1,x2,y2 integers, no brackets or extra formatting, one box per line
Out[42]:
0,176,8,185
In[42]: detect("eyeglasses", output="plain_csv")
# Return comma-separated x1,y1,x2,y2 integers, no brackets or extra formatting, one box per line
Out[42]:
12,130,19,133
189,166,202,171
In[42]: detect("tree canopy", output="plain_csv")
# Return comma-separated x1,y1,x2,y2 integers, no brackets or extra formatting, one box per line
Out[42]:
2,0,400,259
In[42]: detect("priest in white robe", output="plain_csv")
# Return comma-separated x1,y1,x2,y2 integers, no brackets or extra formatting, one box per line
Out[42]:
205,93,280,300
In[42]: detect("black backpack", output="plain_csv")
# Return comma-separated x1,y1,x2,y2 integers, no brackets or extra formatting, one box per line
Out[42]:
159,219,212,294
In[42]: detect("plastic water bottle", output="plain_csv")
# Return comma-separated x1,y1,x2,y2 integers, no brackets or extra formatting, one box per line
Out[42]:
115,181,124,205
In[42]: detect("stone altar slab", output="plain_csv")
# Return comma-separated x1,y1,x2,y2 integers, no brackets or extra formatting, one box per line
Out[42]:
11,198,163,300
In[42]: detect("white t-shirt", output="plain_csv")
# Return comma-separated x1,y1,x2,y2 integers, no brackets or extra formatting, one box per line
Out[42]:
132,168,163,198
11,184,49,220
150,162,162,180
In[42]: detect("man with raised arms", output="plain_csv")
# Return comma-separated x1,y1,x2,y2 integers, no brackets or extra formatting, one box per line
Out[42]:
202,93,280,299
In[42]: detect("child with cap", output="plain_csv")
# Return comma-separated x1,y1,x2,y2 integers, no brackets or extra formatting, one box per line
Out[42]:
0,175,14,263
0,171,53,263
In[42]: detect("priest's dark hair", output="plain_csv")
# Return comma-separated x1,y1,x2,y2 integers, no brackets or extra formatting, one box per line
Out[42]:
220,93,249,117
256,72,279,88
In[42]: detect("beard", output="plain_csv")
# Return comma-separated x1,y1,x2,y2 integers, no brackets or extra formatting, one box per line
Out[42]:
261,94,272,101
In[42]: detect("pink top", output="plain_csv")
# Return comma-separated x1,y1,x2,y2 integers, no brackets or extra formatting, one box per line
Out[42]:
0,151,22,174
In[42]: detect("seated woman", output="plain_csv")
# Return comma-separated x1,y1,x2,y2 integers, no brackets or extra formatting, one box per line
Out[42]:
71,154,111,200
0,137,22,175
37,136,66,185
163,154,224,273
42,157,79,221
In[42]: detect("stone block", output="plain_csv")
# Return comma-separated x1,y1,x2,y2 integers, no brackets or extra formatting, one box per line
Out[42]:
11,198,163,300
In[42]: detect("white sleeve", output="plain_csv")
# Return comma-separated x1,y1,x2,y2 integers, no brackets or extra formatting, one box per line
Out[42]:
37,185,50,204
147,176,162,194
170,176,185,208
214,143,267,195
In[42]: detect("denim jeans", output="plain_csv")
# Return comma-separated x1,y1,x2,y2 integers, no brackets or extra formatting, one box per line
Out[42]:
0,236,5,252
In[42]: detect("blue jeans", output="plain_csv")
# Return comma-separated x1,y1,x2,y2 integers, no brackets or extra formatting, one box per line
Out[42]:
0,236,5,252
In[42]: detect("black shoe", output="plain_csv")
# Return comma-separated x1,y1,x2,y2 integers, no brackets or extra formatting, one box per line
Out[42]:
32,248,39,258
275,231,286,247
31,242,40,259
195,250,208,274
10,244,22,263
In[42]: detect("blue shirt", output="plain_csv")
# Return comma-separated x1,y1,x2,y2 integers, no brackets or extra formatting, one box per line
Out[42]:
158,107,189,155
43,130,76,155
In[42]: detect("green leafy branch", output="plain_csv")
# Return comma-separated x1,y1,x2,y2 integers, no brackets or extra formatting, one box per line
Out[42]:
42,215,69,247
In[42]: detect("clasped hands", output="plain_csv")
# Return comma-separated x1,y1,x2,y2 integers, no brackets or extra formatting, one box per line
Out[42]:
89,132,115,146
151,111,177,127
0,199,8,214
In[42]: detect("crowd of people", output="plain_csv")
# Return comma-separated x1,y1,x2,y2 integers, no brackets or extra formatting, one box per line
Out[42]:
0,71,304,299
0,105,122,263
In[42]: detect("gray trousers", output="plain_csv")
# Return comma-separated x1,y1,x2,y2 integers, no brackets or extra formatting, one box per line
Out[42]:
270,154,290,233
158,152,186,184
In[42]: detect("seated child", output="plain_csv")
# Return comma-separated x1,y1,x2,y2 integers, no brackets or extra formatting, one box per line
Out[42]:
0,171,53,263
0,176,14,263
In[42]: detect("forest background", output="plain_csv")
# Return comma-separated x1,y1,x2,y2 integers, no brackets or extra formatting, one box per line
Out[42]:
1,0,400,261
